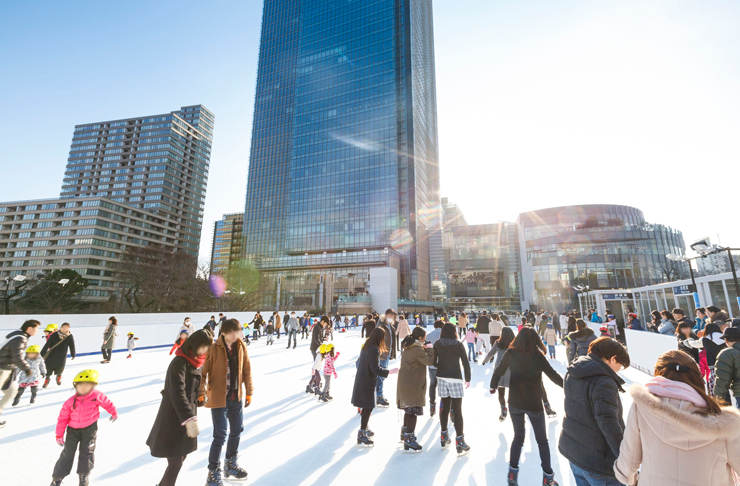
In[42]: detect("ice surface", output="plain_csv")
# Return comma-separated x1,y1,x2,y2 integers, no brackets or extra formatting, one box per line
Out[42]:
0,328,649,485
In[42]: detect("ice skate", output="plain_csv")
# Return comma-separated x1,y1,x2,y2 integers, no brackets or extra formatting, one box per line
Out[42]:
126,354,132,359
356,429,374,446
318,392,330,403
499,406,508,422
50,479,62,486
206,466,224,486
305,385,313,394
43,377,50,389
542,472,558,486
224,455,248,480
455,434,470,455
79,473,90,486
440,429,451,448
56,375,62,386
403,433,422,452
399,425,407,442
429,401,436,417
364,428,374,437
507,466,519,485
376,396,389,407
544,402,557,418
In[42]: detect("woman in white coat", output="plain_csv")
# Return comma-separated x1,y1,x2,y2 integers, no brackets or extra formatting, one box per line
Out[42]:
614,349,740,485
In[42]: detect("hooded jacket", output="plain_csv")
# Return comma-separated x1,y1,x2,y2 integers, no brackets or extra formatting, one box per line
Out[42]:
396,341,434,409
0,330,32,374
56,389,117,438
714,341,740,399
433,338,471,382
559,354,625,478
614,382,740,486
568,327,597,362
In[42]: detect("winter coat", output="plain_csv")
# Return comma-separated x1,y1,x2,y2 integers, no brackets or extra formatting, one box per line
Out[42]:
377,322,394,360
101,322,117,350
558,354,625,479
55,389,117,438
18,355,46,385
614,384,740,486
396,319,411,342
179,323,193,336
544,328,557,346
351,344,388,409
702,325,726,366
285,317,300,332
558,315,568,331
147,356,201,458
396,341,434,409
127,337,137,350
628,318,644,331
41,331,76,370
274,314,282,329
568,328,597,362
490,349,563,412
0,330,32,374
265,323,275,334
310,324,325,352
476,315,491,334
199,336,253,408
658,319,676,336
714,342,740,399
483,344,510,388
677,333,700,363
489,318,503,337
433,338,471,381
457,315,468,329
361,319,375,338
465,330,477,344
323,353,340,377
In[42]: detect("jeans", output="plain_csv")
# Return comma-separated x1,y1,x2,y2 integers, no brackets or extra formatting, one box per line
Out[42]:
53,422,98,477
376,358,389,397
428,368,438,403
509,407,552,475
287,329,298,348
467,343,475,361
209,398,244,470
570,463,625,486
735,397,740,409
548,345,556,358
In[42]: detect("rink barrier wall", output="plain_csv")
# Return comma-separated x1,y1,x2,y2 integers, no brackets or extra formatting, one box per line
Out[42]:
584,321,676,375
0,311,305,357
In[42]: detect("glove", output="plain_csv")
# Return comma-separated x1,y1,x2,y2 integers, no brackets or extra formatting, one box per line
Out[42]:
109,415,118,422
197,395,205,407
489,388,497,394
56,437,65,447
185,419,199,438
465,382,470,389
244,396,252,408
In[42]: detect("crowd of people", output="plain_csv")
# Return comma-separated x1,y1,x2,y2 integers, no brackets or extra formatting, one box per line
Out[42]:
3,303,740,485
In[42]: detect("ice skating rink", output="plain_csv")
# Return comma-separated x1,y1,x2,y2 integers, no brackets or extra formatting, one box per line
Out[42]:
0,328,649,485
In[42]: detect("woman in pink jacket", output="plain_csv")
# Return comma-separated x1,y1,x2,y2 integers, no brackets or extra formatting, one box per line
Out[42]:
614,350,740,486
51,369,117,486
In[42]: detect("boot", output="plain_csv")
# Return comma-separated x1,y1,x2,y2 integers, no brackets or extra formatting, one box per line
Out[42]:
430,401,436,417
43,377,51,389
403,433,422,452
357,429,374,446
12,388,22,406
455,434,470,454
79,473,90,486
542,472,558,486
544,402,557,418
400,425,407,442
507,466,519,485
499,406,508,422
440,429,451,448
30,387,37,404
376,396,389,407
224,455,248,480
364,428,374,437
50,480,63,486
305,385,313,394
318,393,329,403
56,375,62,386
206,466,224,486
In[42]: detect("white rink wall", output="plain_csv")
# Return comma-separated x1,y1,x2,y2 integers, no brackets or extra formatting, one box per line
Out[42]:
0,311,303,356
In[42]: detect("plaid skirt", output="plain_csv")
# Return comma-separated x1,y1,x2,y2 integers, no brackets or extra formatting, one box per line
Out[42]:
437,378,464,399
404,406,424,416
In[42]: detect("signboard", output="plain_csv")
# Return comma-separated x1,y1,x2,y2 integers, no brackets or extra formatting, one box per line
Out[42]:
601,293,633,300
673,285,691,295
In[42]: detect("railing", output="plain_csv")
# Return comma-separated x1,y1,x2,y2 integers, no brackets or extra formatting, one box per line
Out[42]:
337,294,372,303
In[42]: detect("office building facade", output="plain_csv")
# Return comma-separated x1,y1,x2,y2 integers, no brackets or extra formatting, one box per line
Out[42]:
242,0,440,307
60,105,214,256
210,213,245,274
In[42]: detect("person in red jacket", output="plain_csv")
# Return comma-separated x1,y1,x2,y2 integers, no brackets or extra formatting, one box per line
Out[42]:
51,369,117,486
170,330,190,355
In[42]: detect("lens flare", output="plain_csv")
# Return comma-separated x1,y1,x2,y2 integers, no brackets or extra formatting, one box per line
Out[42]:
390,228,413,252
418,203,442,229
209,274,227,298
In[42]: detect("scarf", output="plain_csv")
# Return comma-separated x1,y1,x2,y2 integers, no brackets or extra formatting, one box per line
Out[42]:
645,375,707,408
176,347,207,369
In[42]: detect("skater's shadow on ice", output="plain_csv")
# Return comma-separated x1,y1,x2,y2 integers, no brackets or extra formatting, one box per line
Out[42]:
95,451,158,479
263,362,306,375
248,416,357,485
485,433,508,483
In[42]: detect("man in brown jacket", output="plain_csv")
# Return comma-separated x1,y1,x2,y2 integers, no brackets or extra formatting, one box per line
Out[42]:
199,319,253,483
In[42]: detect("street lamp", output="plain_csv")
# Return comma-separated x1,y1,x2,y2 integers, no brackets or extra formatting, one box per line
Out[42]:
687,240,740,309
666,253,700,307
573,285,591,316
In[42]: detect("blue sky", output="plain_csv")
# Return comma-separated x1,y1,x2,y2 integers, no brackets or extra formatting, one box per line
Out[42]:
2,1,740,262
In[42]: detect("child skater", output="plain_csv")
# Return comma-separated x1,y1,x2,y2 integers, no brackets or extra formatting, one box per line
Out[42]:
465,327,477,363
319,343,340,402
51,369,117,486
126,332,139,358
12,345,46,406
265,319,275,346
544,322,557,359
170,330,189,355
306,346,325,395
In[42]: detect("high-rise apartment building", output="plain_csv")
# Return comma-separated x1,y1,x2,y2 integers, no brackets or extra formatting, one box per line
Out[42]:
242,0,440,306
60,105,214,256
210,213,245,275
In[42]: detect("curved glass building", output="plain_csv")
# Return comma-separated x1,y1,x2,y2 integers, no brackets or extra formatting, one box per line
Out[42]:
516,204,686,310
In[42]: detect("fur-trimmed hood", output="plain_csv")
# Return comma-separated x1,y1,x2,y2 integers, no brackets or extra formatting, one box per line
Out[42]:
568,327,595,341
629,383,740,448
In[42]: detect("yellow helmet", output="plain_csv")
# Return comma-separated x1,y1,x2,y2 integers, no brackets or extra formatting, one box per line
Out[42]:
319,343,334,354
26,345,41,354
73,369,99,385
44,324,56,332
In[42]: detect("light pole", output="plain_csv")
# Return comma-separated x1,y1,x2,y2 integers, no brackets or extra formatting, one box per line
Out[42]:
687,240,740,309
666,254,701,307
573,285,590,317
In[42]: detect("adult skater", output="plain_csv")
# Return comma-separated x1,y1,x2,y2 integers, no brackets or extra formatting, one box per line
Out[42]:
285,311,300,349
427,319,444,416
352,327,398,445
199,319,253,484
148,330,213,486
559,337,630,486
100,316,117,364
301,313,310,340
456,312,468,339
482,326,515,421
395,314,412,350
280,311,289,339
248,312,263,338
361,314,376,338
376,309,397,407
397,327,434,451
490,327,563,486
310,316,329,359
271,312,281,340
41,322,76,387
179,317,194,336
567,319,597,362
490,313,504,347
0,319,40,427
475,310,491,355
614,350,740,485
434,323,472,454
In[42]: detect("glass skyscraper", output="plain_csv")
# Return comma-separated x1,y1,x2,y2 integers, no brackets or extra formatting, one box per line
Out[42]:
243,0,440,305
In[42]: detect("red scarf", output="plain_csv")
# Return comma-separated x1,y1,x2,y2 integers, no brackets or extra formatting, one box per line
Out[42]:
176,348,207,369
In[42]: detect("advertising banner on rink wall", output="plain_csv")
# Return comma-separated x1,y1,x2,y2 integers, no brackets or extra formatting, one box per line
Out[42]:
624,329,677,375
0,311,304,356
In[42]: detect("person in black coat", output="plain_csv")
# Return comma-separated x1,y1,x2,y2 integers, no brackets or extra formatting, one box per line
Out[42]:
558,337,629,484
361,316,376,338
490,327,563,486
351,327,398,445
310,316,329,359
148,330,213,486
40,322,76,387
